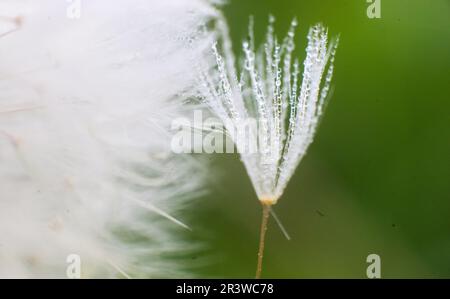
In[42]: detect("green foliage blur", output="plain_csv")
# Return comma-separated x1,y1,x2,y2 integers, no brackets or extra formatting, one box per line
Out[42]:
189,0,450,278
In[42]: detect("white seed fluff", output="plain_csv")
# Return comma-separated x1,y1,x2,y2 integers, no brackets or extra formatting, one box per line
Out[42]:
199,17,338,203
0,0,220,278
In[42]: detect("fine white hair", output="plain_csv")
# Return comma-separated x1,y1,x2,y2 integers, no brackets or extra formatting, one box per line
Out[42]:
198,17,338,203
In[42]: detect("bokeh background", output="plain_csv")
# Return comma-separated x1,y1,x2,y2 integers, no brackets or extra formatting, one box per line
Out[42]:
188,0,450,278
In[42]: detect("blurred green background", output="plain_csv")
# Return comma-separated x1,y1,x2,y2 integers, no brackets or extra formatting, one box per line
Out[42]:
189,0,450,278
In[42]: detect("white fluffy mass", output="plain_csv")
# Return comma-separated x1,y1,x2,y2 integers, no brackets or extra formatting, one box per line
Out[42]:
0,0,221,278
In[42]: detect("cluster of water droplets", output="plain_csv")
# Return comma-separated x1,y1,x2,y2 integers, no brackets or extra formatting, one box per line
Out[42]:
200,17,338,202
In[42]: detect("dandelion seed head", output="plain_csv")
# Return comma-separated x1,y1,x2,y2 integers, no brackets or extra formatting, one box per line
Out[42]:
0,0,218,278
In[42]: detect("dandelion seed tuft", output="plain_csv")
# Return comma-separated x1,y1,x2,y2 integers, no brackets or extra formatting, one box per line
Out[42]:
199,17,339,204
198,16,338,278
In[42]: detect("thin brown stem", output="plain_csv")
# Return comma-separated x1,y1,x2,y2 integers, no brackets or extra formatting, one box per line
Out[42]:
255,202,271,279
